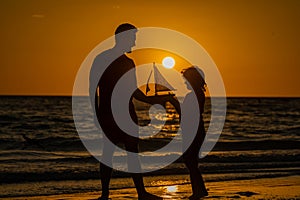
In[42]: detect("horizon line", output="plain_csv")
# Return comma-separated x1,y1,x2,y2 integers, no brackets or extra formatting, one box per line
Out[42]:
1,94,300,98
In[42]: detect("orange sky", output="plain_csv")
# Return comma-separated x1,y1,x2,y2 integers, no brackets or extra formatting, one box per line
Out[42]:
0,0,299,96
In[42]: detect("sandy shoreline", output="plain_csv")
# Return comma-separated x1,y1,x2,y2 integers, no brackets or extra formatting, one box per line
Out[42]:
2,175,299,200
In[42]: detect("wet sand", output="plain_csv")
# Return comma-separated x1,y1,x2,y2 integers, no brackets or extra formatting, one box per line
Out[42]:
4,175,299,200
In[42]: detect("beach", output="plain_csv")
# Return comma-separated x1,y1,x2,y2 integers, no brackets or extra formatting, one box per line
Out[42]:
2,175,299,200
0,97,299,199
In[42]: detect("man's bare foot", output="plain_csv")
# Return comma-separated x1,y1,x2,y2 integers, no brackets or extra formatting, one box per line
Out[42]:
97,196,111,200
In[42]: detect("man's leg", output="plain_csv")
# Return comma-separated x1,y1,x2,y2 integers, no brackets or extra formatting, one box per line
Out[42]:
125,141,162,200
125,142,146,195
100,163,112,198
100,136,115,198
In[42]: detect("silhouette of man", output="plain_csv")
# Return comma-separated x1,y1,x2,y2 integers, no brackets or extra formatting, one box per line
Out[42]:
89,23,174,200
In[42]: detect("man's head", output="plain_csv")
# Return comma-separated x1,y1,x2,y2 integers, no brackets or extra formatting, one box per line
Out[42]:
115,23,137,53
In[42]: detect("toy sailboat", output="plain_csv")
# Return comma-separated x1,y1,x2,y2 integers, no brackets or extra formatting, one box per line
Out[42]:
145,62,175,96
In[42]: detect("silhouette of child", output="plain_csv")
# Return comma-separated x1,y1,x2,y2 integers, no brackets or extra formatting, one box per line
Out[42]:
181,66,208,199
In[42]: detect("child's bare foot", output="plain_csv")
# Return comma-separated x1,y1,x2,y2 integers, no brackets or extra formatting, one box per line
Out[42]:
189,191,208,200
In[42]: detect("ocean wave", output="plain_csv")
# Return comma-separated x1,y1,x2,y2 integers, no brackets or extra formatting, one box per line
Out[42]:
0,160,299,184
213,140,300,151
0,148,299,184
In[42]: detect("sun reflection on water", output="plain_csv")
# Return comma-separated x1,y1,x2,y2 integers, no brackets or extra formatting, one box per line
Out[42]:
166,185,178,193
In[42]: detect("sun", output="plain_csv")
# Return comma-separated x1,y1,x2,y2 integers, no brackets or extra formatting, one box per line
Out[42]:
162,56,175,69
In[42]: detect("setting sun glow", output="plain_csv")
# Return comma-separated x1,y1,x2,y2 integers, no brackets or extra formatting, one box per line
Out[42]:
162,57,175,69
0,1,299,97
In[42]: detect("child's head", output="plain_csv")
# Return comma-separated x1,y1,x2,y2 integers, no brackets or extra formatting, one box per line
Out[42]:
182,66,206,92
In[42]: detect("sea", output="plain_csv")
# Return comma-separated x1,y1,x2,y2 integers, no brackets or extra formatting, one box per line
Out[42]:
0,96,299,198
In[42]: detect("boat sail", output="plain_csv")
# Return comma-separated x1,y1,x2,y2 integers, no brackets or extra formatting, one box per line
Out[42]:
144,62,180,139
146,62,175,96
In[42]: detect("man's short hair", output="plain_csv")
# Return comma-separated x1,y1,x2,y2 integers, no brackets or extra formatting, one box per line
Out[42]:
115,23,137,35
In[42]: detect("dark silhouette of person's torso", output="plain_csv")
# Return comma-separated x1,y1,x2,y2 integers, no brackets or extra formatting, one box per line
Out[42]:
98,54,136,118
93,52,138,144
